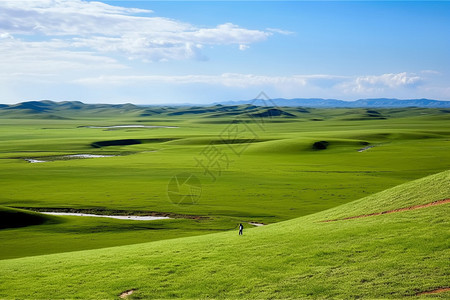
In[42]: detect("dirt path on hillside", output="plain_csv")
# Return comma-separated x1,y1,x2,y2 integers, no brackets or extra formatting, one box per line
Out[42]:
321,198,450,222
416,287,450,296
248,222,265,227
119,289,135,298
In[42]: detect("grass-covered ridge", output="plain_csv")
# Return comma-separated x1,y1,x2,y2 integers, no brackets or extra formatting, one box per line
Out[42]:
0,171,448,299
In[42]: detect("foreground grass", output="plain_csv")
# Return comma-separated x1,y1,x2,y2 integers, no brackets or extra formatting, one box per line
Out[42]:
0,171,448,299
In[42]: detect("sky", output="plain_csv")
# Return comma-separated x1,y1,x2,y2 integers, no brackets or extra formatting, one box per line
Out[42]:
0,0,449,104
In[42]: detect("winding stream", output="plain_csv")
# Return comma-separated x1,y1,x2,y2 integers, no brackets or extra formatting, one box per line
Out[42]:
41,212,170,221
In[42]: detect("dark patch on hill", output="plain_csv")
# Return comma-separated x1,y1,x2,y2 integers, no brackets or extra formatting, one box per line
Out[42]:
242,105,260,110
207,105,261,117
91,139,142,148
91,138,177,148
139,109,164,116
365,109,386,119
139,107,172,117
213,138,272,145
312,141,329,150
209,112,245,117
296,107,310,113
168,108,216,115
141,138,178,143
0,207,51,229
366,110,381,115
250,108,296,118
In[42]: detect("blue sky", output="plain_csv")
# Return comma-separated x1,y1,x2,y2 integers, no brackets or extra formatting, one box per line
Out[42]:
0,0,449,104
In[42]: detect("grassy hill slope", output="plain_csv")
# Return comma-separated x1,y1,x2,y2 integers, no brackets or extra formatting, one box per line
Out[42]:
0,171,448,299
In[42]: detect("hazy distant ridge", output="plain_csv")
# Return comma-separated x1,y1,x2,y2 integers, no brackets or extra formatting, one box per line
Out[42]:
219,98,450,108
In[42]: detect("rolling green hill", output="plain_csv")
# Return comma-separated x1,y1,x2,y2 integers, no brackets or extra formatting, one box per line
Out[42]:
1,100,450,121
0,171,448,299
0,104,449,261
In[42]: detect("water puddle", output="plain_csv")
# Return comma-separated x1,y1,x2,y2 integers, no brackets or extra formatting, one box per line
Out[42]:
357,145,375,152
24,154,116,163
25,159,47,163
41,212,170,221
62,154,115,159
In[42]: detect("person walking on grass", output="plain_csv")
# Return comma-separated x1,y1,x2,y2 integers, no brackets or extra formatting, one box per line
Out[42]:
239,223,243,236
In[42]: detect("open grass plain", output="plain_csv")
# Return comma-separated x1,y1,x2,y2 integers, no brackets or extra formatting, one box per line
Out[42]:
0,101,449,298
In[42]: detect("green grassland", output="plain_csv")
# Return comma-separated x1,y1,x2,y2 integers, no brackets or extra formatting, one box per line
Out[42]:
0,169,448,299
0,103,449,261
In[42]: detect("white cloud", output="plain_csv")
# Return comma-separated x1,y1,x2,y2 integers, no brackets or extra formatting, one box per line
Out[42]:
2,70,442,103
0,38,126,76
64,71,445,104
339,72,422,94
0,0,155,36
1,0,151,15
239,44,249,51
183,23,270,45
266,28,294,35
74,73,309,88
68,22,270,61
73,72,425,98
0,32,13,39
420,70,441,75
0,0,273,63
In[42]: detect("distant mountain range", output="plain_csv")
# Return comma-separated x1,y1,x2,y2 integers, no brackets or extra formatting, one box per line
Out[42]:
1,99,449,121
218,98,450,108
0,98,449,112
